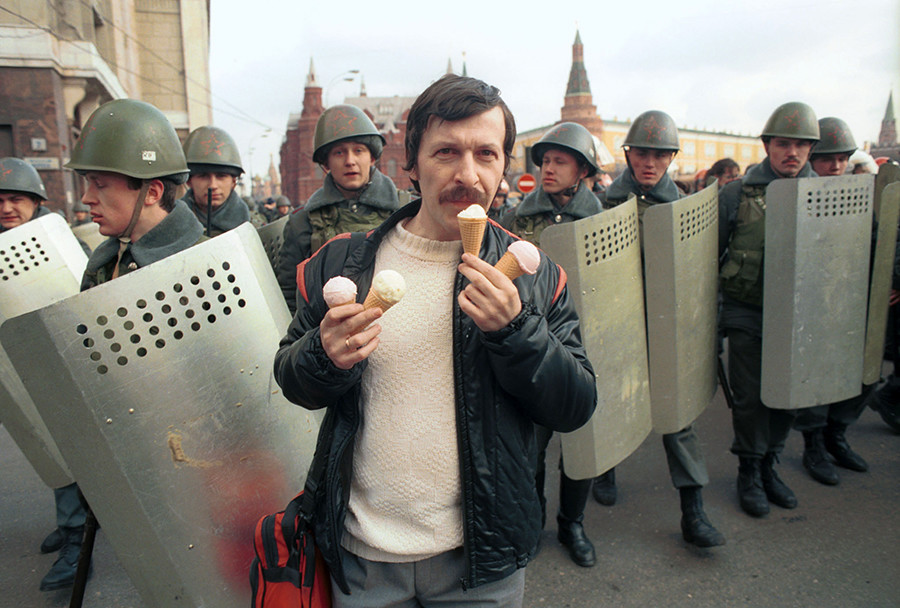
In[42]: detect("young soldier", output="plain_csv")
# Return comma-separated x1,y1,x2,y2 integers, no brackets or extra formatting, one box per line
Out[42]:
598,110,725,548
718,102,820,517
0,157,52,232
274,75,596,606
276,105,400,314
180,125,250,236
502,122,601,566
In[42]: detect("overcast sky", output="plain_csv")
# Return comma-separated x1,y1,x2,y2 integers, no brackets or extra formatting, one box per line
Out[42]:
209,0,899,180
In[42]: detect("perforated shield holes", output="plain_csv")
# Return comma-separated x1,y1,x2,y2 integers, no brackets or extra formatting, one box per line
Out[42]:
0,236,52,281
582,213,639,266
75,261,248,374
678,195,717,242
256,215,288,270
805,184,872,218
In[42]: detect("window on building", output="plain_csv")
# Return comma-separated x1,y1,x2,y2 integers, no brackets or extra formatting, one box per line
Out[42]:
742,146,752,160
724,144,735,157
704,143,716,157
683,141,695,155
0,125,13,157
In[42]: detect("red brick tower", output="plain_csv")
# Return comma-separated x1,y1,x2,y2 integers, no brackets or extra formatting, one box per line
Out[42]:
560,30,603,135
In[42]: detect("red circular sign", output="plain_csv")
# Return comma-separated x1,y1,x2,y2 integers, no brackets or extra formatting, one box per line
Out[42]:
517,173,536,194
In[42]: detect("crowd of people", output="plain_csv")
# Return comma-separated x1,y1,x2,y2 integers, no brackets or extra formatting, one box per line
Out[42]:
1,73,897,606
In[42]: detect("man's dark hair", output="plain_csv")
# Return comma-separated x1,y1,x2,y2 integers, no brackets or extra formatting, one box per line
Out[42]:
127,177,179,213
707,158,739,179
404,74,516,192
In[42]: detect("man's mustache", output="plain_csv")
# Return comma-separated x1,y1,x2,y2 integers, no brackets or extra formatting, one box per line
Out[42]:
439,185,487,205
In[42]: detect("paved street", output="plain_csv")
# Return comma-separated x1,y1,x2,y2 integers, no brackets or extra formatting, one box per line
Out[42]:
1,385,897,607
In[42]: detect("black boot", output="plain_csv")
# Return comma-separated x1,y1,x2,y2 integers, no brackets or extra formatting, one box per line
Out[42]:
761,453,797,509
557,514,596,567
40,527,65,554
737,457,768,517
801,430,839,485
823,421,868,472
870,380,900,433
39,526,84,591
679,486,725,548
592,468,617,506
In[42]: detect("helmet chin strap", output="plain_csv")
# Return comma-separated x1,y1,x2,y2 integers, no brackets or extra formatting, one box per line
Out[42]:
112,181,151,279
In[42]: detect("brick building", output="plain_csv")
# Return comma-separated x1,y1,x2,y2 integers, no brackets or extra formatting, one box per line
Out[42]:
869,91,899,163
279,60,415,206
0,0,211,217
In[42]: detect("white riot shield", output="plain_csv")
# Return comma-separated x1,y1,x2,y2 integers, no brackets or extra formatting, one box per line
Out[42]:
0,213,86,488
256,215,289,270
761,175,874,409
71,221,106,252
643,184,718,433
863,173,900,384
541,199,652,479
0,223,320,608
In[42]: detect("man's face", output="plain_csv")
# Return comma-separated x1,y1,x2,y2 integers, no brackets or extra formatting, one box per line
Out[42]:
408,106,506,241
627,147,675,189
277,205,291,216
540,149,588,195
719,169,740,187
81,171,142,236
325,141,373,193
188,172,237,208
0,192,39,229
811,153,851,177
764,137,814,178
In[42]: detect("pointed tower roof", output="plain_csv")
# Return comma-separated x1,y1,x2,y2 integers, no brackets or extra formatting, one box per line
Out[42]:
360,75,367,97
462,52,468,77
565,29,591,97
446,58,454,75
305,58,318,87
885,91,895,122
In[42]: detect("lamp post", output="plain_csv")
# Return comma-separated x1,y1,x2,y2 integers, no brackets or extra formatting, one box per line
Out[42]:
325,69,360,106
246,128,272,197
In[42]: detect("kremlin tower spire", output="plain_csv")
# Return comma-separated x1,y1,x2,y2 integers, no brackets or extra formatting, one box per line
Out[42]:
560,29,603,134
301,57,323,118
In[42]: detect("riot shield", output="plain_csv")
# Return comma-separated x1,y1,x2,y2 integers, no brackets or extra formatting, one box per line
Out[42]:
863,179,900,384
0,213,86,488
541,199,652,479
0,223,320,608
761,175,874,409
256,214,289,270
643,184,718,433
71,221,106,252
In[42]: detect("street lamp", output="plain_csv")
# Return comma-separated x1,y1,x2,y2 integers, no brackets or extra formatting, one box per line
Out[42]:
325,70,360,106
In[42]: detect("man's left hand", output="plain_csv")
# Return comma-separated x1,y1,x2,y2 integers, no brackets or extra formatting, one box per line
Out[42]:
458,252,522,332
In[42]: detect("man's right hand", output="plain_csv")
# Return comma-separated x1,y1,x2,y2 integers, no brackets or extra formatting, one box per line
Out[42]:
320,303,382,370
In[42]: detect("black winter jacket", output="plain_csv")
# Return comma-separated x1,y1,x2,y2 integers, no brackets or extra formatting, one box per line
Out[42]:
273,201,596,592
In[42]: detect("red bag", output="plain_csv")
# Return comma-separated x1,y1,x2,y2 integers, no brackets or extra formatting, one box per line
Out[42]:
249,491,332,608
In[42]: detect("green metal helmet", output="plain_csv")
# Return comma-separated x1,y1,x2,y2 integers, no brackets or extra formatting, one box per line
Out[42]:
183,125,244,176
66,99,190,184
276,195,291,208
761,102,819,141
812,117,856,156
73,200,89,212
0,157,48,201
531,122,600,177
312,105,385,164
623,110,680,151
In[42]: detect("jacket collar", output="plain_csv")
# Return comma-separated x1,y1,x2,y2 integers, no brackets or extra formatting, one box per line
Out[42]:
182,188,248,232
305,168,399,213
606,168,682,204
744,157,817,187
514,182,601,219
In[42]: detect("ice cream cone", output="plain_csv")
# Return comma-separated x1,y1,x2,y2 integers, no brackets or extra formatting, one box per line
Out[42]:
363,289,393,312
494,251,525,280
458,216,487,257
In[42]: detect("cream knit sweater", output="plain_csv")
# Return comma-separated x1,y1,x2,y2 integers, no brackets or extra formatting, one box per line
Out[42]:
342,221,464,562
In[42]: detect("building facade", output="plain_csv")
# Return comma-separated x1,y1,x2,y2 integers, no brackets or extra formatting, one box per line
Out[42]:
0,0,212,217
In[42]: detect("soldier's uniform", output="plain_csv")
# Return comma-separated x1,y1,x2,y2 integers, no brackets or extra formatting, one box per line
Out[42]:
276,105,400,314
503,122,601,567
718,102,820,517
180,126,250,237
600,110,723,548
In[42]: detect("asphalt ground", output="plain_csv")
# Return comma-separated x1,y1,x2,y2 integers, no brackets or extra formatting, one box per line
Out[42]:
1,383,898,607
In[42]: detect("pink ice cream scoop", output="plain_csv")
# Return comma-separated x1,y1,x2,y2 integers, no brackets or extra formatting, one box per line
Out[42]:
494,241,540,279
323,276,358,307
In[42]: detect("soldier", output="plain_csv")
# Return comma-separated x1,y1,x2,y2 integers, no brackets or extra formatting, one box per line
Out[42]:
276,195,292,217
718,102,820,517
598,110,725,548
0,157,52,232
180,125,250,236
276,104,400,314
487,178,510,221
45,99,203,592
706,158,741,189
793,117,870,485
242,195,269,228
502,122,601,567
71,200,92,226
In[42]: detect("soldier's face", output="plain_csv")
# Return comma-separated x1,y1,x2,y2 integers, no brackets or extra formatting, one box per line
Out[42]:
407,107,506,241
764,137,814,178
188,172,237,208
626,148,675,189
811,153,851,177
541,149,588,195
80,171,142,236
0,192,39,229
325,141,373,194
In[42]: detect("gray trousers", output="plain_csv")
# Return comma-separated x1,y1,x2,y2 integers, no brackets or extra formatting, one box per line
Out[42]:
794,386,871,431
332,547,525,608
727,328,796,458
54,482,86,528
662,424,709,488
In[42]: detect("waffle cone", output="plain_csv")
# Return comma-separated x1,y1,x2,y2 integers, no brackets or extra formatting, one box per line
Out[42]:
494,251,524,280
363,289,393,312
458,216,486,257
